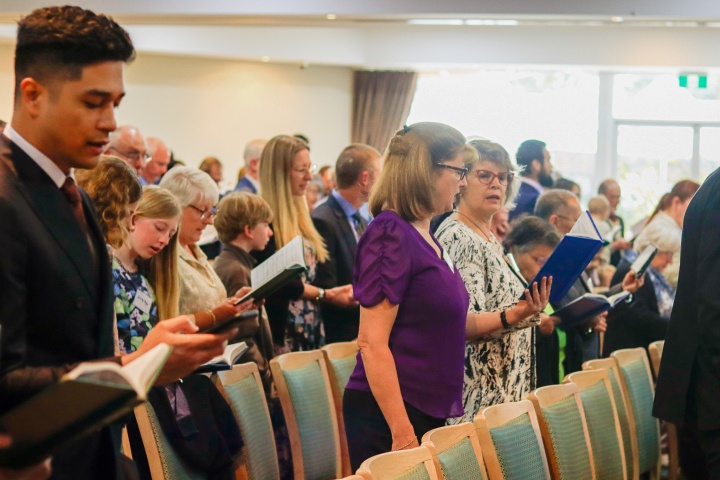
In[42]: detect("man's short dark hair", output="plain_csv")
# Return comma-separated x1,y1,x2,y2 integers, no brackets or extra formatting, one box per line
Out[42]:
335,144,381,189
516,139,547,175
15,6,135,101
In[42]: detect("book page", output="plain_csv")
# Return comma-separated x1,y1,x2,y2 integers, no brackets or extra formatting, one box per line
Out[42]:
569,211,602,240
207,341,248,365
608,290,631,306
631,245,658,276
121,343,173,395
251,236,306,288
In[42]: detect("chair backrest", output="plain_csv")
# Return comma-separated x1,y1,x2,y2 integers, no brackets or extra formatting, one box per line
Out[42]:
474,400,551,480
357,445,439,480
611,348,661,479
647,341,664,381
270,350,342,480
566,369,628,480
215,362,280,480
321,341,359,477
583,357,639,480
133,403,205,480
421,422,489,480
529,383,596,480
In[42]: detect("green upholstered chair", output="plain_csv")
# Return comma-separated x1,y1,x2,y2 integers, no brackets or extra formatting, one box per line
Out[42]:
270,350,342,480
584,357,639,480
421,422,488,479
474,400,551,480
529,383,596,480
321,341,359,477
612,348,661,480
133,403,205,480
357,445,439,480
567,369,628,480
215,363,280,480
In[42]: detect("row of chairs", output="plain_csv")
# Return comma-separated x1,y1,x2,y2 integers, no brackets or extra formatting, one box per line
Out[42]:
352,344,667,480
127,339,667,480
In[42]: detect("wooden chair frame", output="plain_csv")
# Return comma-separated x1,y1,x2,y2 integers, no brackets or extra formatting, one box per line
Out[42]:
214,362,278,480
584,357,641,480
356,445,439,480
321,340,359,477
647,341,664,382
473,400,551,480
421,422,489,479
611,348,661,480
270,350,342,480
529,383,597,480
565,369,628,480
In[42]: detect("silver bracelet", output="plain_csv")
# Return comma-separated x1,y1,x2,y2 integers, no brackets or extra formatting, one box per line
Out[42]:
393,436,417,451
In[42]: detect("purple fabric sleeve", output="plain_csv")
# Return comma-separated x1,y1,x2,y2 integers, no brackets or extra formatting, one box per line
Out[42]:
353,214,412,307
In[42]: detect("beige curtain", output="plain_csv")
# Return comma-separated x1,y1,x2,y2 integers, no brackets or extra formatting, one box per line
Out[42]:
351,70,418,152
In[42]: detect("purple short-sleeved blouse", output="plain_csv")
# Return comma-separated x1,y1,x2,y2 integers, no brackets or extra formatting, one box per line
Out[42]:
346,210,470,419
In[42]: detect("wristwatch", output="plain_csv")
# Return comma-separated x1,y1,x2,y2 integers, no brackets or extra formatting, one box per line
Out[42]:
315,288,326,302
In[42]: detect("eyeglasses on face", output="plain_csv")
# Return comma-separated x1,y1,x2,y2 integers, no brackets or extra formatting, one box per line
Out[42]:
108,146,152,163
433,163,469,180
189,204,217,220
473,170,515,185
292,163,318,176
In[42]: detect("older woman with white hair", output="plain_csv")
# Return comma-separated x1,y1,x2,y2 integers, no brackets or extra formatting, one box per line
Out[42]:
159,166,246,315
602,221,679,356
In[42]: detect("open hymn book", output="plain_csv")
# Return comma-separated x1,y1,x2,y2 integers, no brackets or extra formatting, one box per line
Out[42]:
553,290,631,328
194,341,248,374
234,235,307,305
521,211,604,304
0,343,172,468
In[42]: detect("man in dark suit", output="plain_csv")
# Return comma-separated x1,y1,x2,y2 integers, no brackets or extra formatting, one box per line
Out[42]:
654,168,720,478
312,144,381,343
0,7,236,479
509,139,554,222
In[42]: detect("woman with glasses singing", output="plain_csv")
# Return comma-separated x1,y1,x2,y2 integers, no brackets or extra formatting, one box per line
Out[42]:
253,135,355,353
435,139,552,424
344,123,474,469
159,166,244,316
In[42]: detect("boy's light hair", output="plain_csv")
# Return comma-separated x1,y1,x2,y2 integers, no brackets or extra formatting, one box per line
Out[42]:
215,192,274,244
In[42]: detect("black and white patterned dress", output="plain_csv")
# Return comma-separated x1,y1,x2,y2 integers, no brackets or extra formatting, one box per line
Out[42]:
436,217,538,424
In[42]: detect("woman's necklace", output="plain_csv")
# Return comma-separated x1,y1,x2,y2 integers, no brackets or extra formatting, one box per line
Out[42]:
456,210,496,244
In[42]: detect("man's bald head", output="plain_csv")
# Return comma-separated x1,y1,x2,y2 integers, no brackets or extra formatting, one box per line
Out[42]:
105,125,147,175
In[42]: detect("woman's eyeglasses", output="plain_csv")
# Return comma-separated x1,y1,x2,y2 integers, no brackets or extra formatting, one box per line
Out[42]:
434,163,469,180
189,204,217,220
473,170,515,185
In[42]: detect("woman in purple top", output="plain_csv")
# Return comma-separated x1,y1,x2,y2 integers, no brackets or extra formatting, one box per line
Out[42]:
342,123,470,469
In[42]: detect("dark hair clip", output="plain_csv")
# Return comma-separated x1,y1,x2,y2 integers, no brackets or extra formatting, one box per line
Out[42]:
403,125,410,134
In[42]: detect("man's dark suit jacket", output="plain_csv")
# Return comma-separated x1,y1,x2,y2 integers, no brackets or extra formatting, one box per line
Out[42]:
509,180,541,222
311,194,366,343
654,167,720,430
0,135,120,478
234,176,257,194
603,259,667,357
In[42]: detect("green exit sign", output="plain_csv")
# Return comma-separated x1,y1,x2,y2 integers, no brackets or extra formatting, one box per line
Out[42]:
679,73,708,89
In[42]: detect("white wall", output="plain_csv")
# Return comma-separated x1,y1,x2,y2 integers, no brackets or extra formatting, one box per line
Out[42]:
0,43,354,181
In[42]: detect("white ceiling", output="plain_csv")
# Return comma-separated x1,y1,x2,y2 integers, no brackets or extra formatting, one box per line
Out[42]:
1,1,720,70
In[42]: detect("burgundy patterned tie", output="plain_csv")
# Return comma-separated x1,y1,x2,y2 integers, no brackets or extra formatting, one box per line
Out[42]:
60,177,88,231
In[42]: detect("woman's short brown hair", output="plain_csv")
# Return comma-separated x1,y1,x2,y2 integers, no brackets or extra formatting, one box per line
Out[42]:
369,122,470,222
215,192,274,244
75,155,142,248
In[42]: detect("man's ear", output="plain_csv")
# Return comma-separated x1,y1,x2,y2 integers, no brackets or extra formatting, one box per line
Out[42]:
531,158,542,175
19,77,46,118
548,214,560,229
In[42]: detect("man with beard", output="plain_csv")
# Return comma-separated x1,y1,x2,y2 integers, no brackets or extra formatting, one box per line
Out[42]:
509,139,554,222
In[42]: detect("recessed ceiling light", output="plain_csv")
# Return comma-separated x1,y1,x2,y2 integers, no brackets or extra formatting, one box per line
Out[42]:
326,14,337,20
408,19,464,26
610,16,624,23
261,56,270,63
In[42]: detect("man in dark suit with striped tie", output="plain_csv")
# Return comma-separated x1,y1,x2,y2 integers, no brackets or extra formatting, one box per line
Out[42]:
0,7,236,478
312,144,382,343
